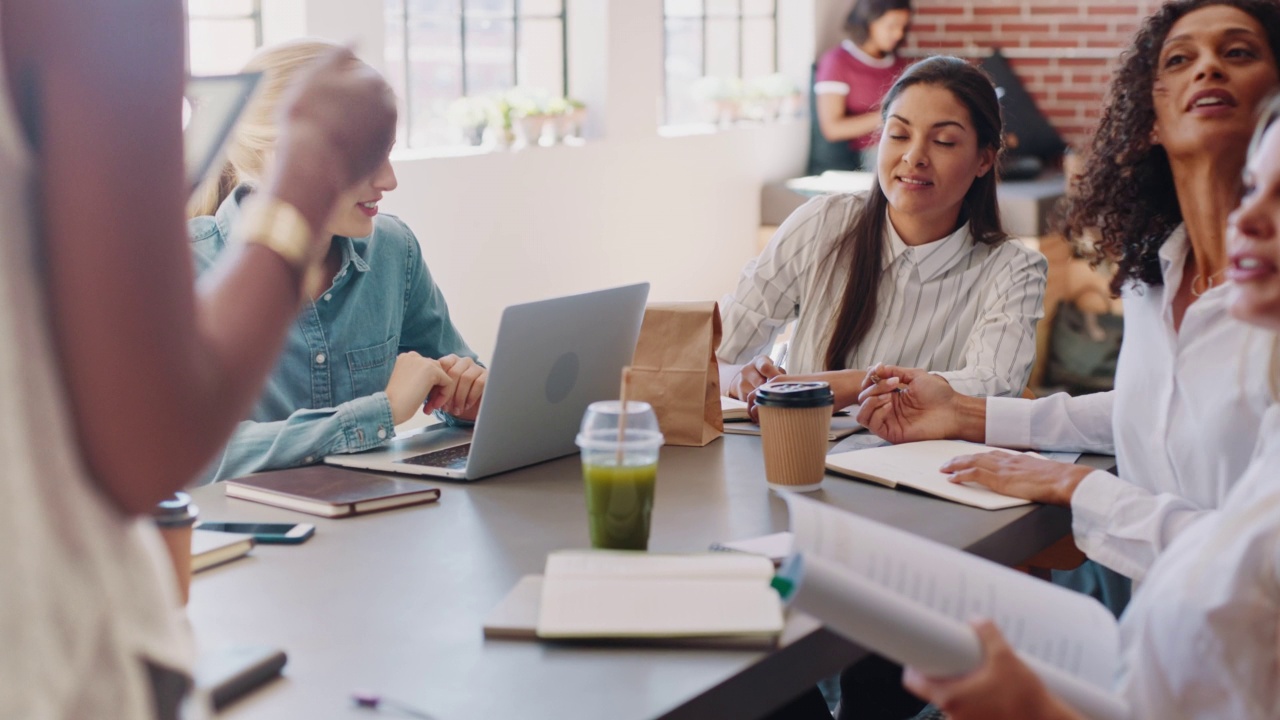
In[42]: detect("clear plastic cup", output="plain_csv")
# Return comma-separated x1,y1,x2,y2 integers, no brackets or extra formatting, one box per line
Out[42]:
575,401,664,550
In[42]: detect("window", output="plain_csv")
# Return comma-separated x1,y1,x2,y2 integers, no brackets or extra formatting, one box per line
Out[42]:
663,0,778,126
384,0,569,149
187,0,264,77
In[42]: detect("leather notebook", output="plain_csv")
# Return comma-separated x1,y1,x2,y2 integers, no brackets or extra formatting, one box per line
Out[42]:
224,465,441,518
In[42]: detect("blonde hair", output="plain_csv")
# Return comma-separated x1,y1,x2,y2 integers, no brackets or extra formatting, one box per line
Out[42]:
188,38,358,218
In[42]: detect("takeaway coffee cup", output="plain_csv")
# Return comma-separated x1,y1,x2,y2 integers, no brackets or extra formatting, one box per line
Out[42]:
755,381,834,492
153,492,199,605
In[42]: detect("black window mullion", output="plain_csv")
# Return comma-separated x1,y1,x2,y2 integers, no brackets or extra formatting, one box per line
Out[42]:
512,0,520,87
699,0,707,78
560,0,569,97
772,2,778,73
400,0,413,145
737,0,744,79
252,0,263,47
460,0,470,97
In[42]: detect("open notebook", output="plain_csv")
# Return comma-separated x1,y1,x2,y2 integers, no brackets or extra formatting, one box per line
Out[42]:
721,396,864,441
825,440,1032,510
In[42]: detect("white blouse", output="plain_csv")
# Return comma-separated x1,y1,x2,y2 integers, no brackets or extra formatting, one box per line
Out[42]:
1116,404,1280,718
719,193,1047,397
986,225,1276,581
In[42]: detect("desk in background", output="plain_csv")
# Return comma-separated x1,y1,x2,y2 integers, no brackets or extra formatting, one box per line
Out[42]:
188,435,1088,720
764,171,1067,238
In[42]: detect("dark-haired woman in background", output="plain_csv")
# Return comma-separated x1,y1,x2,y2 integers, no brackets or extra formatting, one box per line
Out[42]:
814,0,913,170
720,56,1046,416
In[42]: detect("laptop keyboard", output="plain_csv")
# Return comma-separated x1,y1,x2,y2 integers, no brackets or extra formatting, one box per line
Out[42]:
399,443,471,471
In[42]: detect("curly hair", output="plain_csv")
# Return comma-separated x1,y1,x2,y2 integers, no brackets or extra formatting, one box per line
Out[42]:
1065,0,1280,295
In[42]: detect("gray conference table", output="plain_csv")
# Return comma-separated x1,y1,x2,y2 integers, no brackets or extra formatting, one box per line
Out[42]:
187,434,1106,720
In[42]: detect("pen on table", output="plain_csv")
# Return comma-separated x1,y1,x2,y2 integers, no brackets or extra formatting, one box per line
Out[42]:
352,691,438,719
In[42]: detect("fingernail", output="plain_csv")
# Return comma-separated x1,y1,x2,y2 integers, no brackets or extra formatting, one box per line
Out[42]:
887,377,899,386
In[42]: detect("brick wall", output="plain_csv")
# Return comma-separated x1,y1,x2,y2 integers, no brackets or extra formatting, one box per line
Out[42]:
903,0,1161,150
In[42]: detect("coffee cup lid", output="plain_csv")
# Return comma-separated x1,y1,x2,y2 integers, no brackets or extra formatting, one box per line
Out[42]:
153,491,198,526
755,381,834,408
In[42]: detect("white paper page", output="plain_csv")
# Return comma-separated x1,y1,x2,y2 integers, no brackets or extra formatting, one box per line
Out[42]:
723,414,864,440
825,440,1031,510
710,531,794,563
785,494,1119,689
721,395,750,421
794,553,1129,720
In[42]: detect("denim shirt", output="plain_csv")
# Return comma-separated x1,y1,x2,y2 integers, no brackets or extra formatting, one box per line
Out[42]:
190,186,477,484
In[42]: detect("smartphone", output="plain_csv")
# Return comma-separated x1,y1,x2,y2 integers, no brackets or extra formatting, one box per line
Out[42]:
195,521,314,544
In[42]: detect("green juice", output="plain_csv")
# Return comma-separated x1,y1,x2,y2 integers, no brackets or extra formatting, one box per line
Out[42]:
583,462,657,550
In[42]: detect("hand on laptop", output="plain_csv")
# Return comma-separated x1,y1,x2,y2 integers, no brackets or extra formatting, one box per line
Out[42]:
386,352,453,425
434,355,488,421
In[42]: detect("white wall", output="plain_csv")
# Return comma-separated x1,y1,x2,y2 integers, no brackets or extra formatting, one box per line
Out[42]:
282,0,814,360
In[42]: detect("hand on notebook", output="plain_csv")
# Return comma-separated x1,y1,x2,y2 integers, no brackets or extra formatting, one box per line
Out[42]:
856,364,986,444
940,451,1092,507
386,352,453,424
435,355,487,421
902,619,1083,720
726,355,785,401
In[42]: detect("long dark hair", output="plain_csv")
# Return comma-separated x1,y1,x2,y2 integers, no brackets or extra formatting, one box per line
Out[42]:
845,0,913,48
823,56,1006,371
1065,0,1280,295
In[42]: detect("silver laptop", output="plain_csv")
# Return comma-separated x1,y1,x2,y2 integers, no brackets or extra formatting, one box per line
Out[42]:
324,283,649,480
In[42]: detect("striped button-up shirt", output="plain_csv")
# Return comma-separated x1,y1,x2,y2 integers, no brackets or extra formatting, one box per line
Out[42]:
719,192,1047,397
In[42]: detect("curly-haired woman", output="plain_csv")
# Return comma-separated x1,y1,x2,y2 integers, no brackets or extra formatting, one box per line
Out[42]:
905,89,1280,720
854,0,1280,587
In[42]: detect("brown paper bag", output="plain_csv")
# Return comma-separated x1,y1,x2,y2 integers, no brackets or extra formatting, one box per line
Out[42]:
626,301,724,447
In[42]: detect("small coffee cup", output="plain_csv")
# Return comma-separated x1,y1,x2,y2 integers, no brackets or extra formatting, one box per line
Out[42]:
153,492,199,605
755,381,833,492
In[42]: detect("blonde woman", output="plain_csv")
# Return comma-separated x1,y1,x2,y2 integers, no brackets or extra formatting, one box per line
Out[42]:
190,39,488,483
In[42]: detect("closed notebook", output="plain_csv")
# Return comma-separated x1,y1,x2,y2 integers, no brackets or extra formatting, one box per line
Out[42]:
533,550,784,644
484,575,779,649
192,529,255,572
224,465,441,518
824,440,1031,510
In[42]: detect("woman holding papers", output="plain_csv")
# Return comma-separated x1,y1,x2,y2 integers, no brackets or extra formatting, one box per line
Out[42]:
856,0,1280,584
719,56,1048,411
905,90,1280,720
0,2,394,717
189,40,488,483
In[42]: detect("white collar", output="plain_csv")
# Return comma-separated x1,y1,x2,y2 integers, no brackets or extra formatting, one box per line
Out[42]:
842,39,897,69
882,212,976,282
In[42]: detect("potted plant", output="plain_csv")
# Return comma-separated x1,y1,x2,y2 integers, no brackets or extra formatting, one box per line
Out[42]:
480,94,515,149
748,73,799,121
446,96,488,146
690,76,742,126
506,88,549,149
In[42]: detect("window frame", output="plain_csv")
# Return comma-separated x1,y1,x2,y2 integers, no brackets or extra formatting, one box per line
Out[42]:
186,0,264,76
662,0,779,126
387,0,571,149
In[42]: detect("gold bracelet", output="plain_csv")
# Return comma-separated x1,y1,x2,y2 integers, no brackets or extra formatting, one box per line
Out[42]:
235,196,324,298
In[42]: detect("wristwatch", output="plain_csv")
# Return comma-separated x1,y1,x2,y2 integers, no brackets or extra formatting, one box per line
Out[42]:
235,196,324,298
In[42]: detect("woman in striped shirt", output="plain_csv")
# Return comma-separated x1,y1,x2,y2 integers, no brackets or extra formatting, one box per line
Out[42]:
720,56,1047,413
